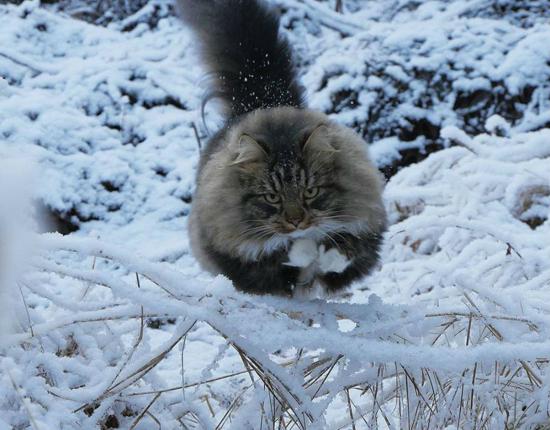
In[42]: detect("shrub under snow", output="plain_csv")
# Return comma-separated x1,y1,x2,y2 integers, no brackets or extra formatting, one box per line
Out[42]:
0,0,549,428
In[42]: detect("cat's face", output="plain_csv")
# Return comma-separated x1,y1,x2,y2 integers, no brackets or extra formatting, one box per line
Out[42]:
194,108,385,260
229,118,363,242
237,144,340,237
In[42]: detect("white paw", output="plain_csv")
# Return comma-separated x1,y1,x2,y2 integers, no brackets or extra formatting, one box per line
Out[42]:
286,239,318,268
318,246,351,274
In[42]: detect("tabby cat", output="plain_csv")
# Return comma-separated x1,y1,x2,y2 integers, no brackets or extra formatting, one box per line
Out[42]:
179,0,387,296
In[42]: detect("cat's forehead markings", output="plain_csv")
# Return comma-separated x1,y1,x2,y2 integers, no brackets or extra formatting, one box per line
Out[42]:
299,169,307,187
270,171,282,191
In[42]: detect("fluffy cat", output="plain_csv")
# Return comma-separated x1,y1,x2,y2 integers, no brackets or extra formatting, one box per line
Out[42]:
179,0,387,296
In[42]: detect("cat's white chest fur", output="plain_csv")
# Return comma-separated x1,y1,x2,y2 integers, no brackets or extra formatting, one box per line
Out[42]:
286,238,318,268
286,239,350,291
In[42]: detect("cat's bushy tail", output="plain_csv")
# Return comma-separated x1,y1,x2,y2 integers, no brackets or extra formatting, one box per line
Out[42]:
177,0,304,120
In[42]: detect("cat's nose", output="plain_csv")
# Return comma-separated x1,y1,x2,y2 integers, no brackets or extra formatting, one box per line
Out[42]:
286,215,303,228
284,205,306,229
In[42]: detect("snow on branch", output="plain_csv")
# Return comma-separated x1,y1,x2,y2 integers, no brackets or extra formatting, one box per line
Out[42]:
0,1,549,428
4,211,550,428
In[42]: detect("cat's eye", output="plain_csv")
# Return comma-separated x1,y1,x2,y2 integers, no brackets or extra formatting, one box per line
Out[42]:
263,193,281,204
304,187,320,199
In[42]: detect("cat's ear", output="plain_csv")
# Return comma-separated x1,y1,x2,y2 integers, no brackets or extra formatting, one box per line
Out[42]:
303,124,338,155
229,135,267,166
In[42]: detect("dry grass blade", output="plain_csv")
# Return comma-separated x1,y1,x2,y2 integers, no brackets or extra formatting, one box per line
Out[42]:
75,320,196,413
401,366,436,416
145,411,162,430
79,255,97,300
7,367,43,430
129,393,161,430
13,235,550,429
105,274,146,391
519,360,542,388
311,355,343,398
17,282,35,338
426,312,539,331
215,385,253,429
345,389,356,430
125,369,251,397
235,343,257,385
463,293,504,341
191,121,202,150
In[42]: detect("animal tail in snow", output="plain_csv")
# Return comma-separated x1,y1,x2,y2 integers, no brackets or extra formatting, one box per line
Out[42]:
177,0,304,120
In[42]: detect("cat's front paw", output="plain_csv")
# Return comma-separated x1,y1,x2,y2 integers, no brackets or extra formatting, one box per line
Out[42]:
285,238,318,268
318,245,351,274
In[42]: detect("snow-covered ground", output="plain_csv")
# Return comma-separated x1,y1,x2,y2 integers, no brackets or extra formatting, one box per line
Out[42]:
0,0,549,428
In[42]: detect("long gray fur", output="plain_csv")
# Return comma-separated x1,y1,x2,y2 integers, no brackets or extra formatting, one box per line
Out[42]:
181,0,387,296
177,0,304,119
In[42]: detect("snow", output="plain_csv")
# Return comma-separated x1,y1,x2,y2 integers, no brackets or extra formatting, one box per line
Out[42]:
0,0,549,428
485,114,511,136
0,160,36,340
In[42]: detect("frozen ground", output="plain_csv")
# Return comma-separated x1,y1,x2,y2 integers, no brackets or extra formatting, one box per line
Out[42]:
0,0,549,428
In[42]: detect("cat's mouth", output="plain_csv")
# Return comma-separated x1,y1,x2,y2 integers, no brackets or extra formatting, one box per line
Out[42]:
279,217,314,235
280,224,311,235
284,225,321,239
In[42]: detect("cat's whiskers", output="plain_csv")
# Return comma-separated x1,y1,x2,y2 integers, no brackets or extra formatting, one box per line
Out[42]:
321,215,361,222
322,210,363,218
234,225,276,243
329,230,355,249
317,227,340,250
